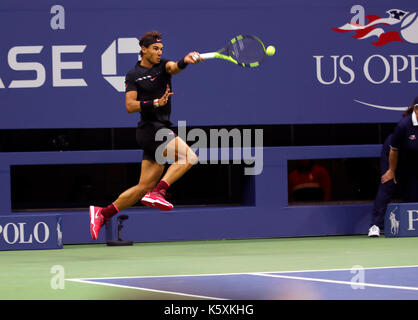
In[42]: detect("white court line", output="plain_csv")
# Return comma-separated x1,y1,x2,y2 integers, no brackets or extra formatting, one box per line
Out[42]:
67,278,224,300
66,264,418,281
252,273,418,292
66,271,256,281
66,265,418,299
256,264,418,275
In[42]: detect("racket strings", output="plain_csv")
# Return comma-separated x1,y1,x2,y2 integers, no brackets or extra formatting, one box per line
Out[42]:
229,37,265,64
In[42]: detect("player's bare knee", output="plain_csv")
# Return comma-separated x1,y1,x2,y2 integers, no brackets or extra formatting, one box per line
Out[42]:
136,182,153,195
187,150,199,166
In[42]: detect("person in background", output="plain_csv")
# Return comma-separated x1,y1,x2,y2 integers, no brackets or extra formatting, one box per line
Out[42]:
288,160,332,202
369,96,418,237
368,134,396,237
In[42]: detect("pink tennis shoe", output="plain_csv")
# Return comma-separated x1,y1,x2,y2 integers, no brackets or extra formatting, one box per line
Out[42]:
141,191,173,211
89,206,106,240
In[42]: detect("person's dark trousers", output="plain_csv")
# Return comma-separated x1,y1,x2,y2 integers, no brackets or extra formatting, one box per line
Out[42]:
370,180,397,229
370,136,394,229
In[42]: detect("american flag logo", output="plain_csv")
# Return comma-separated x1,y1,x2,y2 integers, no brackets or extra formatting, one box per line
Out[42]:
332,9,418,46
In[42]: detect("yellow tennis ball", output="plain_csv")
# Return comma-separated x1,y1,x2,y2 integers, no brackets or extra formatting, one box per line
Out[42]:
266,45,276,56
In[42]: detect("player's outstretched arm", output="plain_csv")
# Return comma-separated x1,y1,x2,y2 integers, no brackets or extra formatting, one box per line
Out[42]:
166,51,203,75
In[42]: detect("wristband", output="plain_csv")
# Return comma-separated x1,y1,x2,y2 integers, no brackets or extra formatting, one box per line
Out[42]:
177,58,188,69
140,100,154,113
153,99,159,108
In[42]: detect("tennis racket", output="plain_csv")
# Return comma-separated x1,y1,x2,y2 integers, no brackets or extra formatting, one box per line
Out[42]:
199,35,267,68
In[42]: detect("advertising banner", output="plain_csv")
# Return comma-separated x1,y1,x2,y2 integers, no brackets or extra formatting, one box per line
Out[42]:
0,0,417,128
0,214,63,251
385,203,418,237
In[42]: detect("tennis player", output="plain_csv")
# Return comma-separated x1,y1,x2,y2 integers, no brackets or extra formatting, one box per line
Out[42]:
89,31,202,240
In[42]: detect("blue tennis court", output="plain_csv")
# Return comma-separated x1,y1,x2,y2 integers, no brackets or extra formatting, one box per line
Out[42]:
68,265,418,300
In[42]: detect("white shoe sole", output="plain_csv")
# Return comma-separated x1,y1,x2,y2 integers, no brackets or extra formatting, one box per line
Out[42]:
141,196,173,211
141,196,155,208
89,206,102,240
368,231,380,237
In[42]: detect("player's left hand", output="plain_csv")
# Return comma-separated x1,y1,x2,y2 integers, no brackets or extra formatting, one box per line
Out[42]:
184,51,203,64
157,85,174,107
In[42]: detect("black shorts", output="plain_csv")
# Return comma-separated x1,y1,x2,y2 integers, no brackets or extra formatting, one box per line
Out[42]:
136,122,176,162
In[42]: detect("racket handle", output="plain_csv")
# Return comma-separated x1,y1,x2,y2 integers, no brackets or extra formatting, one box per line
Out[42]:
200,52,216,60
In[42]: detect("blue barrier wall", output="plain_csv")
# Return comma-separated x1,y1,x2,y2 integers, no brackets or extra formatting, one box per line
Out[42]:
0,0,417,128
0,145,381,244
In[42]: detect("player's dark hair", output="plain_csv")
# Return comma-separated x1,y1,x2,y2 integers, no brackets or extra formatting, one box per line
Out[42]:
403,106,413,117
139,31,162,56
403,102,418,117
